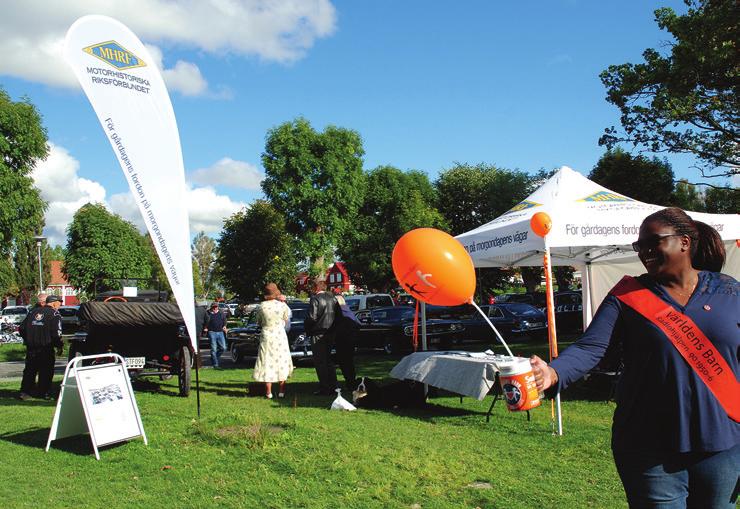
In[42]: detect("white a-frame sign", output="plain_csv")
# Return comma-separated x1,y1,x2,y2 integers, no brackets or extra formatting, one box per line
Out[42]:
47,354,147,460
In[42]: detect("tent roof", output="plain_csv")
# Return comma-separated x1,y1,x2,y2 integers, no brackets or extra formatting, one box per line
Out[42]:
455,166,739,268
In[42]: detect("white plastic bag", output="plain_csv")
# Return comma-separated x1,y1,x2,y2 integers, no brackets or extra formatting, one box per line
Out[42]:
330,388,357,411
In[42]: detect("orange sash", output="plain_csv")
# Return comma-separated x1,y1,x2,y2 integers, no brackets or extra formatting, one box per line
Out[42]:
611,276,739,422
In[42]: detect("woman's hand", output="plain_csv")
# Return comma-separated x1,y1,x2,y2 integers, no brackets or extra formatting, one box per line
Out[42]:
530,355,558,391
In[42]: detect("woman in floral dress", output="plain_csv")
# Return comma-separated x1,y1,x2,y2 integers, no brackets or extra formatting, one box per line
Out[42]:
253,283,294,399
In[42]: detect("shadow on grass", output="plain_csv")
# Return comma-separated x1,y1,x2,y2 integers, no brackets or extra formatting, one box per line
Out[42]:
0,427,130,457
0,387,61,407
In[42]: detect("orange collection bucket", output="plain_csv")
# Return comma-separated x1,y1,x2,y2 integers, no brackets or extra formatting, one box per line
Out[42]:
498,358,541,412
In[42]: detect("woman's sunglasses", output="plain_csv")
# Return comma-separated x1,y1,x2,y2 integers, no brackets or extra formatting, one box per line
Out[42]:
631,233,684,252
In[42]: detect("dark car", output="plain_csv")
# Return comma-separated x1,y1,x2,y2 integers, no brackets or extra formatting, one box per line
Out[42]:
57,305,80,333
497,291,583,333
70,301,193,396
451,303,548,343
354,306,465,354
229,302,312,364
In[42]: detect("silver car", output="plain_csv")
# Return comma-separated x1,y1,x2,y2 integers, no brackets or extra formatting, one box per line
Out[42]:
0,306,29,325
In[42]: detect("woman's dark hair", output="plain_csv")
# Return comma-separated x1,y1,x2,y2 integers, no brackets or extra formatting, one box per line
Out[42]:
642,207,725,272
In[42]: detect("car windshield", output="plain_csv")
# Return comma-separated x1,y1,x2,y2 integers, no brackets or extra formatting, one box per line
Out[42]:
2,307,26,315
506,303,541,316
58,308,78,317
345,298,360,311
367,296,393,308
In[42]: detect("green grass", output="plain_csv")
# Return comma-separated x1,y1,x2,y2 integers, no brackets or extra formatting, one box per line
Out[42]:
0,342,625,508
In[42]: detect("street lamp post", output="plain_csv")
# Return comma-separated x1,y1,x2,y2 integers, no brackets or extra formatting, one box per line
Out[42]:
33,235,46,293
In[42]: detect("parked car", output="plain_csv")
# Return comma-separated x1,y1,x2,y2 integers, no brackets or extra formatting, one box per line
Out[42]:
354,306,465,354
229,302,312,363
343,293,395,312
57,305,80,332
70,301,193,396
0,305,28,325
440,303,547,343
497,291,583,332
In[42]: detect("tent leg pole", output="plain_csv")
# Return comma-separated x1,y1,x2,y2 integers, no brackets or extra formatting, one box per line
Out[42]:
195,348,201,417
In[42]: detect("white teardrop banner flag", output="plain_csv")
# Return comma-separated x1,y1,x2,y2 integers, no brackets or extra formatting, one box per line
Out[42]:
64,15,197,349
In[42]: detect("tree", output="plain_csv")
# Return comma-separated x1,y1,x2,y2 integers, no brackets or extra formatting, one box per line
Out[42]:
435,163,536,235
261,117,365,277
671,180,705,211
599,0,738,179
64,203,153,295
589,149,675,205
703,186,739,214
49,245,65,261
0,88,48,257
337,166,447,292
191,231,216,300
216,201,298,301
13,238,51,295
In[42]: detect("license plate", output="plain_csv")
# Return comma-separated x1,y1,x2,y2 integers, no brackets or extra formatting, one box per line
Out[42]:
124,356,146,369
531,322,544,328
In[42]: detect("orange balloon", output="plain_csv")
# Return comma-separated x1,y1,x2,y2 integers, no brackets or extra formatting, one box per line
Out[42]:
392,228,476,306
530,212,552,237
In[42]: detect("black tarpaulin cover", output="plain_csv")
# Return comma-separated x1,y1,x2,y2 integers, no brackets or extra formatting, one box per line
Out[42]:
79,302,183,327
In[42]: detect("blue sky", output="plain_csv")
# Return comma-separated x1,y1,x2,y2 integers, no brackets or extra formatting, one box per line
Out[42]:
0,0,712,247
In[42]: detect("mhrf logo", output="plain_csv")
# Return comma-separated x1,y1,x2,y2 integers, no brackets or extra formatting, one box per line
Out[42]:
83,40,146,70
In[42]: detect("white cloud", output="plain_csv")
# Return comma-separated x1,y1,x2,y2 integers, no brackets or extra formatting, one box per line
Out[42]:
190,157,264,189
0,0,337,94
32,143,246,246
145,44,208,97
31,143,107,246
110,185,245,234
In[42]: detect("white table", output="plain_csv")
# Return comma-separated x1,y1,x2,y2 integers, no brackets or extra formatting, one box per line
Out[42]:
390,350,531,421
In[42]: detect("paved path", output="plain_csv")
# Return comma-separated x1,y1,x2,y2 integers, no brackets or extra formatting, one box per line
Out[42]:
0,349,235,380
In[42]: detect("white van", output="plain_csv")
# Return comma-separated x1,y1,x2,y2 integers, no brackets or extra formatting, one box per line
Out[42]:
343,293,395,312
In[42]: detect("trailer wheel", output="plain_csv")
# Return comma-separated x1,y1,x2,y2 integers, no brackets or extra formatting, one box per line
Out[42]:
178,346,192,397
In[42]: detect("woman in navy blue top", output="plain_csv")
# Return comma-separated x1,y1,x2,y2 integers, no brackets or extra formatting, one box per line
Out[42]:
531,207,739,509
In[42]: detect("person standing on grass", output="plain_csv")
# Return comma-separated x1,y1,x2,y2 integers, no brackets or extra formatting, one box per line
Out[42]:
305,279,338,395
203,302,227,369
333,294,359,389
531,207,738,509
19,294,63,400
253,283,293,399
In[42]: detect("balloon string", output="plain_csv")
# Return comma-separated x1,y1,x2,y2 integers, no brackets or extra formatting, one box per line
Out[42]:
412,300,420,351
470,301,514,357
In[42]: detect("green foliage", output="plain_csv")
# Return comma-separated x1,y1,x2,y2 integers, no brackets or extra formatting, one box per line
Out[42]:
12,238,51,294
0,256,16,295
599,0,738,179
337,166,447,292
589,149,675,205
0,89,48,257
435,163,536,235
216,201,298,301
64,203,153,295
48,244,65,261
142,232,172,297
703,186,739,214
191,231,216,300
261,117,365,276
671,180,705,211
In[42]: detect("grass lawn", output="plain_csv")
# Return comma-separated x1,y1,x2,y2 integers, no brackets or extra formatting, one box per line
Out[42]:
0,341,626,508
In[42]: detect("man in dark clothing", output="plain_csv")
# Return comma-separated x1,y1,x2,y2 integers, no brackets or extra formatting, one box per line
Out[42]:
304,280,338,395
202,302,228,368
334,295,360,389
19,294,63,400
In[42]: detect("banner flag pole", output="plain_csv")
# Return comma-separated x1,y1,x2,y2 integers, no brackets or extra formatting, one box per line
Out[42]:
543,239,563,436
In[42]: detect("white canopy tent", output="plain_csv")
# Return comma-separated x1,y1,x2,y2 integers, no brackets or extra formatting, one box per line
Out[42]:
455,166,740,328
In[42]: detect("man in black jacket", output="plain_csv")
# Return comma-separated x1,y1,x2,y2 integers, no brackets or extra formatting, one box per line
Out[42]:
19,295,63,400
304,280,338,395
